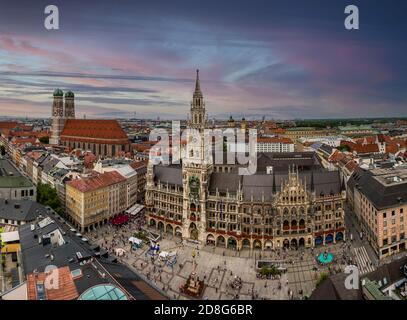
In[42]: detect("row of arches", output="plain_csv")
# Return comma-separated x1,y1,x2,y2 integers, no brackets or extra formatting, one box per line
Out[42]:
148,218,345,249
205,234,309,250
149,219,183,237
67,215,109,233
283,219,306,229
314,232,343,246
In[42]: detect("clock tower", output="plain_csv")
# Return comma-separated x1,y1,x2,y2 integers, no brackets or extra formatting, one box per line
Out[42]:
182,70,213,243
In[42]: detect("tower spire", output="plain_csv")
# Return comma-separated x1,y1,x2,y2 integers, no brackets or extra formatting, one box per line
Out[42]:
194,69,202,97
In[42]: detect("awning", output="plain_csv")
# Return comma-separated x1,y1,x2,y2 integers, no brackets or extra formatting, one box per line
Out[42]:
126,204,145,215
0,231,20,243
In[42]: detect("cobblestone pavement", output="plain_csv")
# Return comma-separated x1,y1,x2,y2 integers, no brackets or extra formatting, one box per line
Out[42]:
86,219,356,300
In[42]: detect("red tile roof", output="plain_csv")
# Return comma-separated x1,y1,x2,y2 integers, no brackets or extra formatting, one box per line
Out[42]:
67,171,125,193
257,137,293,144
345,160,358,172
61,119,129,141
341,141,379,154
27,266,79,300
329,150,345,163
130,160,148,170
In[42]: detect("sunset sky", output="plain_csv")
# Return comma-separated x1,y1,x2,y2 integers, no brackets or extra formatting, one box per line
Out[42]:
0,0,406,119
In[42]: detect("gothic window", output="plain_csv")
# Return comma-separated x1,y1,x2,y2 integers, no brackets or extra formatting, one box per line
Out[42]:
283,207,289,215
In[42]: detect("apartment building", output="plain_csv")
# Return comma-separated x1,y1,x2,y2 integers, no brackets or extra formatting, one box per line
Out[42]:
348,167,407,259
65,171,126,232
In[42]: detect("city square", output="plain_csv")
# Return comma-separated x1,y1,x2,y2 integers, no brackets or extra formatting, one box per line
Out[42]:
86,214,356,300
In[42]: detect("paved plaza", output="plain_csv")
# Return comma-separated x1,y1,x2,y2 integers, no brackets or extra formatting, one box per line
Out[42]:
86,217,356,300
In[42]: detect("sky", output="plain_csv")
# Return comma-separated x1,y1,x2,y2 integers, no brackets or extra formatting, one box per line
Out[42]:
0,0,406,120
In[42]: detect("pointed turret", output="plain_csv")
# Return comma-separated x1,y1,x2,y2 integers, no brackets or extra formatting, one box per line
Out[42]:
272,170,276,194
194,69,203,98
310,171,315,193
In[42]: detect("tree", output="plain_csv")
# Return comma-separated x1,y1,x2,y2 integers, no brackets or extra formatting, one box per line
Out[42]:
36,183,63,215
39,136,50,144
316,272,329,287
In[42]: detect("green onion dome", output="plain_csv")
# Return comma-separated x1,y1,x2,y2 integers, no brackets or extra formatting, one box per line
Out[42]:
53,88,64,97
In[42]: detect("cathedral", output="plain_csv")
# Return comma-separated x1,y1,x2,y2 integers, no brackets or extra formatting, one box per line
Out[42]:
145,71,346,250
49,89,131,157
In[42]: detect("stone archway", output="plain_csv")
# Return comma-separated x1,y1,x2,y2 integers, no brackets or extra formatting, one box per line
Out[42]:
175,226,182,237
325,234,334,244
336,232,344,242
206,234,215,246
299,238,305,247
291,239,298,248
158,221,165,232
149,219,156,227
242,238,251,249
253,239,262,250
227,237,237,249
283,239,290,248
315,236,323,246
166,224,173,235
265,240,273,250
217,235,226,247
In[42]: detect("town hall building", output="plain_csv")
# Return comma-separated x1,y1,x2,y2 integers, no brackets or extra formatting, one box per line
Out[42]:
145,71,347,250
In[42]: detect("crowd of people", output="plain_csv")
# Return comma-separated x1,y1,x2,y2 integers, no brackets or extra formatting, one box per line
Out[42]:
85,212,356,300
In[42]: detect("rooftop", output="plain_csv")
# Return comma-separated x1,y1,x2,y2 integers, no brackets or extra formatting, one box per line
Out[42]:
348,167,407,209
67,171,126,193
61,119,129,140
0,158,33,188
26,266,79,300
0,199,45,222
17,209,167,300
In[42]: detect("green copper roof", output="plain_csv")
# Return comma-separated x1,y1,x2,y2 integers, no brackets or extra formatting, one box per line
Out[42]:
65,90,74,98
53,88,64,97
0,176,33,188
